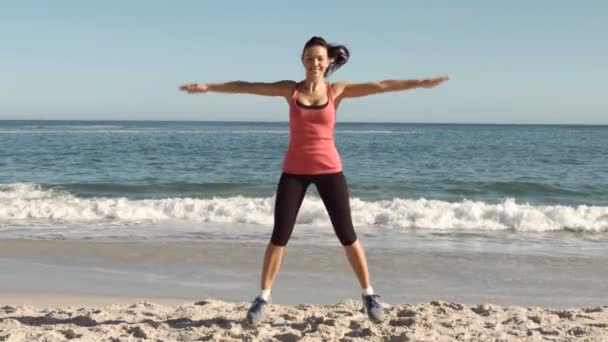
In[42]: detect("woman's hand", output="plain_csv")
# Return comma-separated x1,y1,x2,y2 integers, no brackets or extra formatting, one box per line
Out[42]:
179,83,209,93
420,76,449,88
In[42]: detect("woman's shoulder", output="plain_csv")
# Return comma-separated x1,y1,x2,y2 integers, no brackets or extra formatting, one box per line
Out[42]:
329,81,350,99
329,81,350,88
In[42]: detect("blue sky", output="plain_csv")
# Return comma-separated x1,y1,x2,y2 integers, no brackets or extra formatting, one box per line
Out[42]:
1,1,606,124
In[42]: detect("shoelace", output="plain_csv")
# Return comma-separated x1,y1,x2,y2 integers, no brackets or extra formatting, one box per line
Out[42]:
253,297,267,305
364,294,381,306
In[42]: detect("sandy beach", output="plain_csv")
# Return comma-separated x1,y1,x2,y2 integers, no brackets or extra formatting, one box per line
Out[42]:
1,238,607,341
1,296,606,341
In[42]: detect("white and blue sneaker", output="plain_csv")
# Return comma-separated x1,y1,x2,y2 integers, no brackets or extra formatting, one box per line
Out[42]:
362,294,384,322
246,296,268,325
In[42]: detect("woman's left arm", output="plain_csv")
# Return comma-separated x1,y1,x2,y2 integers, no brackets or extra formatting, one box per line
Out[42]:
333,76,449,100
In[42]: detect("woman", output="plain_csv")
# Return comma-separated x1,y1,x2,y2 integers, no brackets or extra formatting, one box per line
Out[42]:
180,36,448,325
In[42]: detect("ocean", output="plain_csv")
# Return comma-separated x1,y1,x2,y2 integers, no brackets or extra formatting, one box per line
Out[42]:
1,120,607,305
2,120,607,238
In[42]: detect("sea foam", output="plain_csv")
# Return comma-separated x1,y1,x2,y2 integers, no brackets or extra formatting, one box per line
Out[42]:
1,183,607,232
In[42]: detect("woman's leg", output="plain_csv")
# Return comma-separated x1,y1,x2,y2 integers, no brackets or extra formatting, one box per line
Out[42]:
261,173,309,291
343,240,371,289
315,172,384,322
248,173,309,324
314,172,370,288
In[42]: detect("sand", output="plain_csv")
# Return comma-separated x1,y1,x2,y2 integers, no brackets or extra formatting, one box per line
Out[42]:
1,298,606,341
1,239,607,340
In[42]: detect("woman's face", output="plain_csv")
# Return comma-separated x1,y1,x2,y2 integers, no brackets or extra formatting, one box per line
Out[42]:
302,45,329,79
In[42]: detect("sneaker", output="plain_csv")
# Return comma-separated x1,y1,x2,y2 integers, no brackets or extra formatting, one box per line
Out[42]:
362,294,384,322
246,296,268,325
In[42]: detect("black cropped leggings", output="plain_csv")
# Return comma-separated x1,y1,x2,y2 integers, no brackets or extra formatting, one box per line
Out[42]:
270,171,358,246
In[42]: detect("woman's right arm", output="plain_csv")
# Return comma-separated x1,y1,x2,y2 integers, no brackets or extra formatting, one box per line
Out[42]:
179,80,295,98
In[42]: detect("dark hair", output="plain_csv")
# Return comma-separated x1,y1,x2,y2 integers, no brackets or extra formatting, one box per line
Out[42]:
301,36,349,76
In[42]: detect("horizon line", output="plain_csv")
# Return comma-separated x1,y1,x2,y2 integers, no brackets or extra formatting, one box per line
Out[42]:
0,119,607,127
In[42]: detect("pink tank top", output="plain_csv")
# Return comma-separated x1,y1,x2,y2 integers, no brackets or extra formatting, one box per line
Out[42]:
282,82,342,175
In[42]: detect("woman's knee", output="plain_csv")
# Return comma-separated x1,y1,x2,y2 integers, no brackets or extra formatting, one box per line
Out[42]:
337,229,358,246
270,232,290,247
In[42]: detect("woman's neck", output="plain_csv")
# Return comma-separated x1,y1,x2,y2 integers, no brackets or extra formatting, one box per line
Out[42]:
302,77,325,93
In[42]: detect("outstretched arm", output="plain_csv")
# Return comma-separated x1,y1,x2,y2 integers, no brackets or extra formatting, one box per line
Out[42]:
334,76,448,100
179,80,295,97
